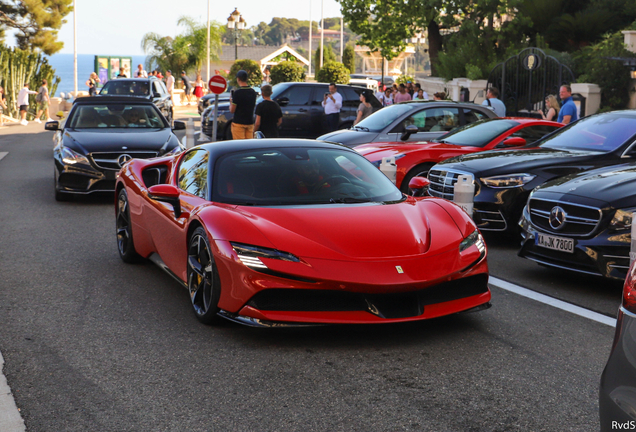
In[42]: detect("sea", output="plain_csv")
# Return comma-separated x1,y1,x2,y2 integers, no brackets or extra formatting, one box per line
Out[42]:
46,53,147,96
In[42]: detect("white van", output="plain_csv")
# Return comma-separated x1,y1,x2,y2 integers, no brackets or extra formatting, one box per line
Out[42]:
348,78,379,92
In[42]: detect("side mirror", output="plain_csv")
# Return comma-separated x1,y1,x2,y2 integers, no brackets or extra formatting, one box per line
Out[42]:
276,97,289,106
400,124,419,141
148,184,181,217
172,120,186,130
408,176,430,197
500,137,526,147
45,121,60,131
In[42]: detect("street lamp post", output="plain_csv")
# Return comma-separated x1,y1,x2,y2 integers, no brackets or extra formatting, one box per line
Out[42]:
227,8,246,61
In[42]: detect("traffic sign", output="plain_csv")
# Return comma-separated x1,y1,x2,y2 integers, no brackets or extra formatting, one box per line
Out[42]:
208,75,227,94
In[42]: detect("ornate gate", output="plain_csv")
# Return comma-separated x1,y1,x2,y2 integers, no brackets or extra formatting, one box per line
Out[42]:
487,48,575,116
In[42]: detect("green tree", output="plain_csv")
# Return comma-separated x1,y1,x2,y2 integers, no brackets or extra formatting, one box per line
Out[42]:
269,61,306,85
342,45,355,73
313,44,336,77
316,61,349,84
176,16,222,73
0,0,73,54
228,59,263,87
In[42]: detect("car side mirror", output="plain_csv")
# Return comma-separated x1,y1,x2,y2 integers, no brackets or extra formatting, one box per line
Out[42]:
500,137,526,147
408,176,430,197
45,121,60,131
172,120,186,130
400,124,419,141
148,184,181,217
276,97,289,106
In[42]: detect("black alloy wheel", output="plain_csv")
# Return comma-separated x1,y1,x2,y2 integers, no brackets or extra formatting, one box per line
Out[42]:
187,227,221,324
401,163,434,194
116,189,141,263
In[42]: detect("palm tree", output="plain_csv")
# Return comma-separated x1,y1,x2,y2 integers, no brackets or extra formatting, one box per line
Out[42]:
177,16,223,73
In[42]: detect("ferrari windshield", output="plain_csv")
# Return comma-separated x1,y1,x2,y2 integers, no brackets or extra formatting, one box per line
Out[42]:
69,103,166,129
354,104,417,132
436,119,519,147
213,147,404,205
540,113,636,152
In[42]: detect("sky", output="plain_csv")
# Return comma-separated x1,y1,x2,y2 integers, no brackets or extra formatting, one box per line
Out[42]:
46,0,343,56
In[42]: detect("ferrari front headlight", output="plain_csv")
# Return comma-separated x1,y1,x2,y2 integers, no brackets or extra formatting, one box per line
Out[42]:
459,229,485,254
610,208,636,231
480,173,536,188
231,242,300,269
61,146,90,165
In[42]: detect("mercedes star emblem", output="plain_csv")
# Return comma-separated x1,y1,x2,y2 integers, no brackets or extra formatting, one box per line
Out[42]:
549,206,567,230
118,154,133,167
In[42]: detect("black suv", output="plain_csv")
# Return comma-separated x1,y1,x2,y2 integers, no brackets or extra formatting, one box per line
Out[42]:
99,77,174,124
201,82,381,140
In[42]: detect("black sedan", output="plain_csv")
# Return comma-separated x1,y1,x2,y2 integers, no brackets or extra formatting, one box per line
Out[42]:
317,101,498,146
518,163,636,280
100,77,174,124
428,111,636,235
48,96,185,201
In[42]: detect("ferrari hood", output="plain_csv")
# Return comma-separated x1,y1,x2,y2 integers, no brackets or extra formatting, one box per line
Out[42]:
356,141,464,162
64,129,172,153
235,200,463,260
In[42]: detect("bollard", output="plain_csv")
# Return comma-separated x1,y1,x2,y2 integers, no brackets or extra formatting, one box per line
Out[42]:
379,156,397,184
453,175,475,217
186,118,195,148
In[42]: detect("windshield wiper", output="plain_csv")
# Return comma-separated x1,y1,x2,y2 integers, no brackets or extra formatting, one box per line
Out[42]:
329,197,372,204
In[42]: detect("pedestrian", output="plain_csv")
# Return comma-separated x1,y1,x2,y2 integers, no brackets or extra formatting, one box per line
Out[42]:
481,86,506,117
117,67,127,78
414,83,428,100
254,84,282,138
165,70,175,100
35,79,53,123
321,83,343,132
86,72,100,96
413,89,428,101
135,64,148,78
557,85,578,125
354,91,373,125
406,81,415,96
433,92,446,100
0,86,6,127
536,95,560,121
394,84,412,103
378,87,394,107
17,83,37,126
155,71,163,80
193,74,204,102
229,70,257,139
181,71,193,104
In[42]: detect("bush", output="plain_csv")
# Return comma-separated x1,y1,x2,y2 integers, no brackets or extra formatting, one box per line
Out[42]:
395,75,415,85
343,45,355,73
228,59,263,87
269,61,306,85
313,44,336,77
316,61,350,84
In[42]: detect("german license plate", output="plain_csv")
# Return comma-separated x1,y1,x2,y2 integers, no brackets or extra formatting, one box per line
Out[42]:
535,233,574,253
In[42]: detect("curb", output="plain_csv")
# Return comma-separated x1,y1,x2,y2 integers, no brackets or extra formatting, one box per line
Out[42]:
0,351,26,432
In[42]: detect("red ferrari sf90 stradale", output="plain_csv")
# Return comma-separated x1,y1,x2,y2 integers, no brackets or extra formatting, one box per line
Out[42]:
115,139,490,326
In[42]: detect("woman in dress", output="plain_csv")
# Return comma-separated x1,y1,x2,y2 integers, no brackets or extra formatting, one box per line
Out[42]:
540,94,560,121
354,91,373,126
193,74,204,102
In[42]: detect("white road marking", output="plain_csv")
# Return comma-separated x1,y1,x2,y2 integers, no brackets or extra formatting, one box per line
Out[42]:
0,152,8,162
490,276,617,328
0,352,26,432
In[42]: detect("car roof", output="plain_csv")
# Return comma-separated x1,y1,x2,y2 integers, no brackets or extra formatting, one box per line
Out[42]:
396,100,487,108
103,77,157,83
75,96,155,105
198,138,353,157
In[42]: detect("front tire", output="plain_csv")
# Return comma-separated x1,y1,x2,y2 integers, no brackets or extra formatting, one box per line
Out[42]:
187,227,221,324
116,189,141,263
401,163,433,193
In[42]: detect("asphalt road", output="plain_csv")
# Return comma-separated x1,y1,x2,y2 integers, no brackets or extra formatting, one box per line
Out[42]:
0,125,618,431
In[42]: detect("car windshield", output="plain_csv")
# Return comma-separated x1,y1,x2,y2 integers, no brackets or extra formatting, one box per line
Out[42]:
256,82,290,105
100,80,150,96
69,104,166,129
213,147,404,206
354,104,417,132
436,119,519,147
540,113,636,152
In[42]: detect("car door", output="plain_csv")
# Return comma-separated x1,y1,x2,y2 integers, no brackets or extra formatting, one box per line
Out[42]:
339,86,363,127
151,80,169,118
276,85,314,138
380,107,461,142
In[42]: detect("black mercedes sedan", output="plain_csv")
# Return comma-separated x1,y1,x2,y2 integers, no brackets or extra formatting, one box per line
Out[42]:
428,111,636,235
518,163,636,280
48,96,185,201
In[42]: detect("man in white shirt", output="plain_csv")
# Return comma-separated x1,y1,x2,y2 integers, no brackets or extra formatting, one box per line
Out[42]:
165,70,175,101
17,83,37,126
321,83,343,132
135,64,148,78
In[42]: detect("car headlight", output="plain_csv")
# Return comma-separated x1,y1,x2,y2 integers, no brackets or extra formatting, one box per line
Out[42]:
61,146,90,165
459,229,485,254
480,173,536,188
231,242,300,269
610,208,636,231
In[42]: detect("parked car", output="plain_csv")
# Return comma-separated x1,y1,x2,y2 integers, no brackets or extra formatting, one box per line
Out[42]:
518,163,636,280
48,96,185,201
318,101,499,147
599,259,636,431
200,82,381,140
356,118,562,193
99,77,174,124
114,139,490,326
428,111,636,235
198,91,230,114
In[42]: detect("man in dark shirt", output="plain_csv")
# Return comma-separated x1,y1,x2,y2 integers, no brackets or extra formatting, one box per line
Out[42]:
181,71,193,104
254,85,282,137
229,70,257,139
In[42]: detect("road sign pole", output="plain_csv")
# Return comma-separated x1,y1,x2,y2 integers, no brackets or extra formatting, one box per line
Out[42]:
212,94,219,142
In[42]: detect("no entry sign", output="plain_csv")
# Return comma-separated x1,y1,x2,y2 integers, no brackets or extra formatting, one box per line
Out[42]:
208,75,227,94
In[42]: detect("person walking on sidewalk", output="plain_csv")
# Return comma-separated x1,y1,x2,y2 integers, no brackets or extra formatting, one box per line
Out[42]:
322,83,342,132
229,70,257,140
181,71,193,104
17,83,37,126
165,70,175,100
35,79,52,123
254,84,282,138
